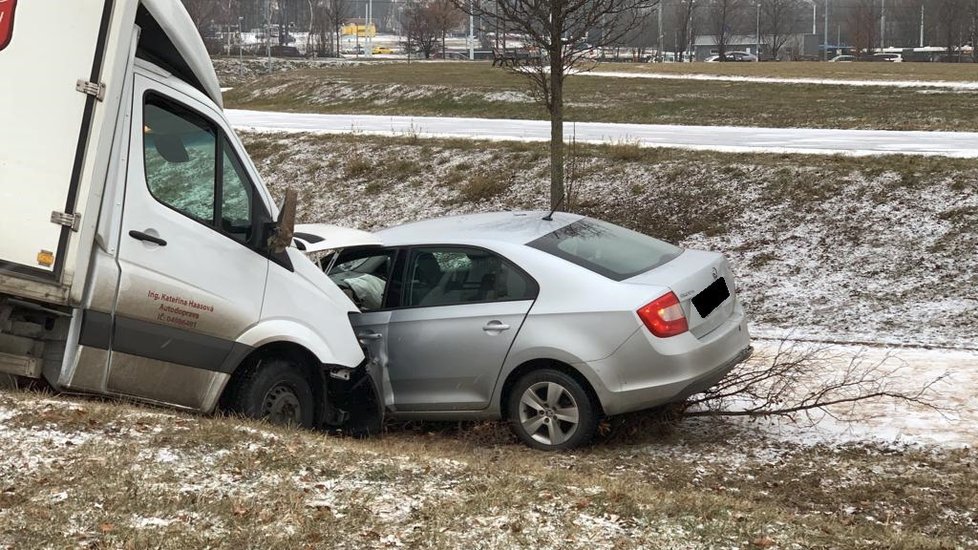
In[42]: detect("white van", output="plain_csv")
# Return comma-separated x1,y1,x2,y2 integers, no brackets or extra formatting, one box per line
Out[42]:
0,0,379,428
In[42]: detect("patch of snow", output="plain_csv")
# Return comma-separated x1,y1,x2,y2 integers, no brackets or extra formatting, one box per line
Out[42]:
581,70,978,91
228,110,978,158
131,516,176,529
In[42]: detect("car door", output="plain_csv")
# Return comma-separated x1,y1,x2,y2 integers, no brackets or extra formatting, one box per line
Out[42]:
106,75,272,409
327,247,402,410
384,246,538,411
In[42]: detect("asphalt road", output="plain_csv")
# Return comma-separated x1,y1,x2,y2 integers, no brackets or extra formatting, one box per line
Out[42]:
227,109,978,158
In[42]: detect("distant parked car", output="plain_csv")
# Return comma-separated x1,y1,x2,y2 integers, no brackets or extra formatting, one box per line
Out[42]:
873,53,903,62
705,51,758,62
829,55,855,62
372,46,396,55
269,45,302,58
325,212,752,450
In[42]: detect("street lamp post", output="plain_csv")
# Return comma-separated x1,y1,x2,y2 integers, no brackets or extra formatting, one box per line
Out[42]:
823,0,828,61
880,0,886,51
919,3,924,47
755,1,760,60
657,6,663,61
238,16,244,75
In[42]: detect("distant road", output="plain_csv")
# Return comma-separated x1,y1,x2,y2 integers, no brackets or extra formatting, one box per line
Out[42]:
227,109,978,158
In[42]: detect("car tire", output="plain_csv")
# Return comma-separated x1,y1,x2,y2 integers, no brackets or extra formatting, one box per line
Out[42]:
507,369,599,451
225,358,316,429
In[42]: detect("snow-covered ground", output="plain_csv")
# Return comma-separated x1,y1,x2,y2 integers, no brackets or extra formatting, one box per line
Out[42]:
581,70,978,90
228,109,978,158
746,341,977,448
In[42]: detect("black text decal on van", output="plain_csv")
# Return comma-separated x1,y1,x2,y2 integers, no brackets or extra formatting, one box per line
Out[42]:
0,0,16,52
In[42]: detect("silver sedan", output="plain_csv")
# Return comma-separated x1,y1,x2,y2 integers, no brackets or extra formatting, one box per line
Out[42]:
326,212,752,450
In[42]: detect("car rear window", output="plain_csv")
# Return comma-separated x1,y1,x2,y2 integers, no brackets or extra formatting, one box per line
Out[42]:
526,219,682,281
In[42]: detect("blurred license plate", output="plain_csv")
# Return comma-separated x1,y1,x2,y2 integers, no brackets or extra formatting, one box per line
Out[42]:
692,277,729,318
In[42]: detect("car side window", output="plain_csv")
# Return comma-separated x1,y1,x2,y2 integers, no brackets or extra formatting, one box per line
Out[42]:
405,247,536,308
143,95,267,248
328,249,396,311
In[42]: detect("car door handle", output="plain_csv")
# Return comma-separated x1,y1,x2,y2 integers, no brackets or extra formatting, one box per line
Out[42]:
358,331,384,341
483,322,511,332
128,230,167,247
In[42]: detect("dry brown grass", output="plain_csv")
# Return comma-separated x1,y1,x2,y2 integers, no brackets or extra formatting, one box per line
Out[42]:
222,61,978,131
1,389,976,549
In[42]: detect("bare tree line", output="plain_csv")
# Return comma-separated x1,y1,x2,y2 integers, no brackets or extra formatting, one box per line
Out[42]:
182,1,978,62
625,0,978,61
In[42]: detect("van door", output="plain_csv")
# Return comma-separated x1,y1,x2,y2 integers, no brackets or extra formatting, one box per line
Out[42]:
106,73,272,410
0,0,114,280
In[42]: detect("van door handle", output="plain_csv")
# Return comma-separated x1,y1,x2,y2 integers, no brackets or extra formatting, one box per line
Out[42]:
358,331,384,341
483,322,511,332
128,230,167,247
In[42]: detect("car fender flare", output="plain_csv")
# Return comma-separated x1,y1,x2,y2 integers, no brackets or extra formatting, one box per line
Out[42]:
492,347,610,415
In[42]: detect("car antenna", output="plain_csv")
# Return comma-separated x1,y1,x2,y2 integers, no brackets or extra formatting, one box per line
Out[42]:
542,194,566,221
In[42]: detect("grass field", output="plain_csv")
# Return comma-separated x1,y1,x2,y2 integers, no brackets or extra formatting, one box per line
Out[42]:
220,60,978,131
2,389,976,548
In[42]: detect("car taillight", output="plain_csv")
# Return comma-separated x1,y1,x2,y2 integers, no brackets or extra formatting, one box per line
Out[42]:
638,292,689,338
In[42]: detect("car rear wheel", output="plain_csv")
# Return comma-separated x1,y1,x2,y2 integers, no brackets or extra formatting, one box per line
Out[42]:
225,358,316,429
508,369,598,450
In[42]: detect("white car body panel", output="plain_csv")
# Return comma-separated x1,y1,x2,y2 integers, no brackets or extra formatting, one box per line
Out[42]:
294,224,382,253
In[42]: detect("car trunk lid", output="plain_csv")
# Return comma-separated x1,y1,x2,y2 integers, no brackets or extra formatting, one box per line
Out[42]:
624,250,737,338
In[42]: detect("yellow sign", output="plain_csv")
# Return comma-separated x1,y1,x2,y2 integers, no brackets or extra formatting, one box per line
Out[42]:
341,23,376,38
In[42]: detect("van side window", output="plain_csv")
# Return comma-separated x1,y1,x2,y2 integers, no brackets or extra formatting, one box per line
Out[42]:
143,95,266,248
220,139,254,244
143,99,217,223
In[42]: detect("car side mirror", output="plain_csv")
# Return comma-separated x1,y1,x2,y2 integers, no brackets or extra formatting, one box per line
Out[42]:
267,188,297,254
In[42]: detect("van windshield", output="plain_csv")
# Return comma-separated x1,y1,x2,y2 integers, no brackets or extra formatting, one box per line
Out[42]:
526,219,682,281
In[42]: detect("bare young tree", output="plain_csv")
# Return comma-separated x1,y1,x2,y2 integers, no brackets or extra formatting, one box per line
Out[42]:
684,339,947,422
672,0,697,61
759,0,803,60
310,0,353,56
428,0,466,58
935,0,968,59
972,0,978,62
402,0,442,58
182,0,228,34
703,0,748,60
846,0,880,55
461,0,660,209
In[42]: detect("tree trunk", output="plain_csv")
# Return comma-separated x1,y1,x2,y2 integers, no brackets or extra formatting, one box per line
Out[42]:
973,1,978,62
548,54,564,210
442,30,447,58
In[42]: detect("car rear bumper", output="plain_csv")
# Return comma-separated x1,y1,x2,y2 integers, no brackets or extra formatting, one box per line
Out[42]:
582,301,751,416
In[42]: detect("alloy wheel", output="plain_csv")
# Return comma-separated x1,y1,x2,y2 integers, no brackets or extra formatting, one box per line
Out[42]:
518,381,580,446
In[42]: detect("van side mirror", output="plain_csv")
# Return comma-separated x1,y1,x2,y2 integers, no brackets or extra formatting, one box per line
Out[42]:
267,188,297,254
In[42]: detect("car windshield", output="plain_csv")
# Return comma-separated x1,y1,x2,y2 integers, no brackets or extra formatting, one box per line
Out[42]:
526,219,682,281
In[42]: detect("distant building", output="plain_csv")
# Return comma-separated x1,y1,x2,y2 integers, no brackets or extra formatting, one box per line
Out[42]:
692,35,770,61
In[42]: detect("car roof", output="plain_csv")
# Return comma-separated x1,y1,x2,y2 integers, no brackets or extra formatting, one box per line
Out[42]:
375,211,583,247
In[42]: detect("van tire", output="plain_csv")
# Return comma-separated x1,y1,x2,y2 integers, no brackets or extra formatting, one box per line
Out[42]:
225,358,316,429
507,369,598,451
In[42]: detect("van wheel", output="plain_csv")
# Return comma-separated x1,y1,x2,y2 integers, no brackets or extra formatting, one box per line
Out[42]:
507,369,598,451
226,358,316,428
